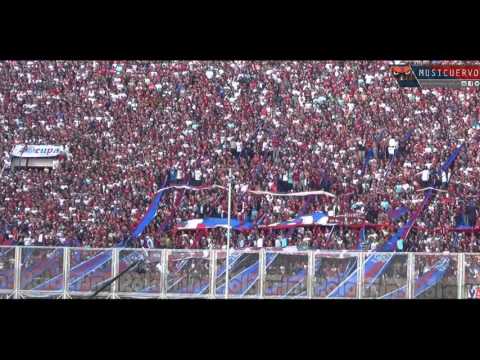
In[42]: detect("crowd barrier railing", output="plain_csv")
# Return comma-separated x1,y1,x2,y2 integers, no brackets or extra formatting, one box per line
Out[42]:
0,246,476,299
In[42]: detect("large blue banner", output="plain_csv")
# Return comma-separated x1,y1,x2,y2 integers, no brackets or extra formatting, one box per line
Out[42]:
132,190,166,238
414,257,451,298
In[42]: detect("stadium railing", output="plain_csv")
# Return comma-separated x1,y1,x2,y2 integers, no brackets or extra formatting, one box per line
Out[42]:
0,245,476,299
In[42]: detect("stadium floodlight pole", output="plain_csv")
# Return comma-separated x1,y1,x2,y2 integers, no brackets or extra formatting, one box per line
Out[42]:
225,168,233,299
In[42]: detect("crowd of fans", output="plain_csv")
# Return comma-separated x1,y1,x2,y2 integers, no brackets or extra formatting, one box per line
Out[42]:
1,60,480,252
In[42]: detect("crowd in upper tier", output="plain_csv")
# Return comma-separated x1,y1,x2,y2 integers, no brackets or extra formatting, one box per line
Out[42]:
1,60,480,252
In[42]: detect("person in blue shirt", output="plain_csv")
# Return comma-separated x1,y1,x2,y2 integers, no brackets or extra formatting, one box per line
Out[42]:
169,168,177,184
396,238,404,252
381,200,390,212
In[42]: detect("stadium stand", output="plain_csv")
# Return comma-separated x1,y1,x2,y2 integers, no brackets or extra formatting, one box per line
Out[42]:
1,61,480,252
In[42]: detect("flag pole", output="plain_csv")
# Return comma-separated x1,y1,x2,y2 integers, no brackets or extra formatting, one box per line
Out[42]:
225,168,233,299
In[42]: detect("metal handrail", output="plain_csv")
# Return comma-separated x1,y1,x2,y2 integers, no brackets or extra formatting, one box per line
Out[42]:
1,246,477,299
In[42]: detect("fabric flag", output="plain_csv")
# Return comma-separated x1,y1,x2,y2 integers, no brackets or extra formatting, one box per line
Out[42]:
380,285,406,299
198,253,244,295
329,144,463,298
363,253,395,288
414,257,451,298
27,250,72,290
325,268,358,298
131,190,166,238
177,217,254,231
440,144,464,173
33,250,114,291
467,286,480,299
130,176,170,239
264,267,307,297
315,255,357,297
41,179,173,291
455,213,473,229
155,184,188,238
284,193,316,248
215,253,279,296
381,257,450,299
177,212,330,232
247,189,335,198
328,196,429,297
131,184,335,240
326,253,394,298
131,183,227,239
36,181,233,292
384,143,465,250
261,211,330,230
387,207,409,221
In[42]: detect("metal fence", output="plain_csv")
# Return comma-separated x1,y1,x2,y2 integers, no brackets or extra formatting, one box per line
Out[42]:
0,245,479,299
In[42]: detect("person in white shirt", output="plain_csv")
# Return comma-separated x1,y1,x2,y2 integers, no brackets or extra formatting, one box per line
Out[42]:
24,237,32,246
420,168,430,187
236,141,242,159
3,154,10,169
146,237,154,249
257,237,263,248
388,138,397,159
262,141,269,153
441,170,449,188
194,169,202,186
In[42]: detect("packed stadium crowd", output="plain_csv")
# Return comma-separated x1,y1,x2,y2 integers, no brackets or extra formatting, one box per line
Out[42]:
1,60,480,252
